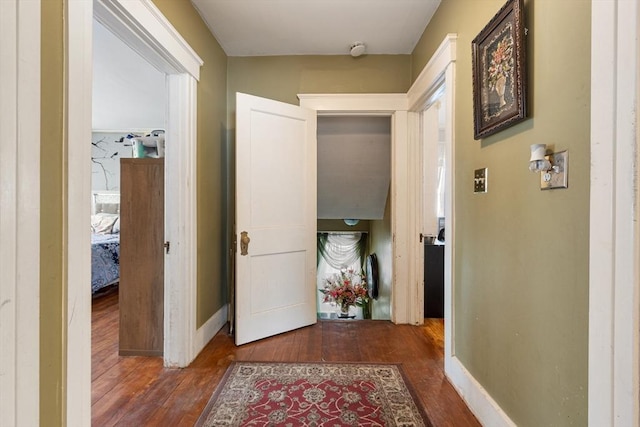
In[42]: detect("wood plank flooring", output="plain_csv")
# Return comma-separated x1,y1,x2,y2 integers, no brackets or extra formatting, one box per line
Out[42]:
92,290,480,426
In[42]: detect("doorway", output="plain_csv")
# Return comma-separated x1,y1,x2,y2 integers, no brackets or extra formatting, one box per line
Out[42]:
91,15,167,359
316,115,392,320
420,88,446,320
67,0,202,423
299,94,414,324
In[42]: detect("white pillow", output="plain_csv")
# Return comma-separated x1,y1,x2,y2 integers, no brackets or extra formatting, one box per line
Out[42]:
91,213,119,234
112,216,120,234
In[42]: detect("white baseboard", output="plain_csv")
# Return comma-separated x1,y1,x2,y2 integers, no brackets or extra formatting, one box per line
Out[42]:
446,356,517,427
194,304,229,356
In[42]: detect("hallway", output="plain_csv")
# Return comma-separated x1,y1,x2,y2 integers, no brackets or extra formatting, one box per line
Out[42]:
91,291,479,426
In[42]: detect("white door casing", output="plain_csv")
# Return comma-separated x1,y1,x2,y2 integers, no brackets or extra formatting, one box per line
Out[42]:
67,0,202,424
0,0,40,425
589,0,640,425
235,92,318,345
298,94,411,324
93,0,202,367
407,33,457,361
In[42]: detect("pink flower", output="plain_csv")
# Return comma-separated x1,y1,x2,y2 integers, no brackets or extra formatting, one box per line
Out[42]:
319,268,370,309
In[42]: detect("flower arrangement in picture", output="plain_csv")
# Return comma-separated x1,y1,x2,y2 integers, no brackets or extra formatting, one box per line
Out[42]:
487,36,513,90
320,268,369,317
487,34,514,107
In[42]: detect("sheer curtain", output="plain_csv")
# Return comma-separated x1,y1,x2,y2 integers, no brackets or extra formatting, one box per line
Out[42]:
316,232,367,316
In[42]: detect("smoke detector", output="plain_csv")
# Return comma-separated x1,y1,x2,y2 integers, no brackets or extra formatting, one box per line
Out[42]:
350,42,366,57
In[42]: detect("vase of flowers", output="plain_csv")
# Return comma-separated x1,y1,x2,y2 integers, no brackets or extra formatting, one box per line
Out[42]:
320,268,369,318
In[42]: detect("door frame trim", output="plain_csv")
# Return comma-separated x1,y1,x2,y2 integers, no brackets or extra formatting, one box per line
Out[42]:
66,0,202,424
0,0,40,425
408,34,516,426
298,93,412,324
407,33,457,358
589,0,640,424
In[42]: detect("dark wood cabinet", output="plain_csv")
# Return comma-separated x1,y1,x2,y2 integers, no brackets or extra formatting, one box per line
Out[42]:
424,244,444,318
119,158,164,356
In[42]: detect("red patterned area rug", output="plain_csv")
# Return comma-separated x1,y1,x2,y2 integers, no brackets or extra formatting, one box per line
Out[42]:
195,361,432,427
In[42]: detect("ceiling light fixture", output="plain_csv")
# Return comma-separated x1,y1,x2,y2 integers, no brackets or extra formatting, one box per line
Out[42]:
350,42,366,57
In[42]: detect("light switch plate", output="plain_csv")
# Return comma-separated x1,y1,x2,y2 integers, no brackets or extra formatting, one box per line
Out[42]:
474,168,488,193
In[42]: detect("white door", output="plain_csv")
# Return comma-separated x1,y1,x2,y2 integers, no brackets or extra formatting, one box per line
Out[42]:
235,92,318,345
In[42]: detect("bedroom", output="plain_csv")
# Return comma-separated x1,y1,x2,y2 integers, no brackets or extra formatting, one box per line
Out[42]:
90,18,167,339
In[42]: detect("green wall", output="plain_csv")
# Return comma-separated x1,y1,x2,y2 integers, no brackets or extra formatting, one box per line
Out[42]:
227,55,411,108
317,219,371,233
40,0,65,424
145,0,228,328
412,1,590,425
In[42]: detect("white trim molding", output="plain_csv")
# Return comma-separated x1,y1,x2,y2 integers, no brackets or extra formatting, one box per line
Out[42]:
94,0,202,78
297,93,408,113
164,74,199,367
448,357,517,427
67,0,203,422
66,0,94,425
194,304,229,352
408,34,457,110
407,34,457,332
390,110,411,324
298,93,414,324
0,0,40,425
589,0,640,425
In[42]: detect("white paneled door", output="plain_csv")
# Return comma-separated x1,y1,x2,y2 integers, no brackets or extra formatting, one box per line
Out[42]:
235,92,318,345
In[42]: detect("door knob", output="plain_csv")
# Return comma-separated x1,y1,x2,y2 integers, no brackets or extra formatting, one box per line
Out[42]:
240,231,250,256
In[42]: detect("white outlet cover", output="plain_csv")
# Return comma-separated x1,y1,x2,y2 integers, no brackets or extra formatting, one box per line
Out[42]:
541,151,568,190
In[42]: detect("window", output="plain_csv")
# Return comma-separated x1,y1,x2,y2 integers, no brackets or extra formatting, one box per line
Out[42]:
316,232,367,317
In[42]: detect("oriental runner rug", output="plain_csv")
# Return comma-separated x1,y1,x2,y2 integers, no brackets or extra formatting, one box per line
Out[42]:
195,361,432,427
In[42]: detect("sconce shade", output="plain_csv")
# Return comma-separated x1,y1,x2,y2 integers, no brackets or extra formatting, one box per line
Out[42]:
529,144,547,161
529,144,552,172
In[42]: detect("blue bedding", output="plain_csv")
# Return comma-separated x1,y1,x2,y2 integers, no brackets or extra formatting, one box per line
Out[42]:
91,233,120,293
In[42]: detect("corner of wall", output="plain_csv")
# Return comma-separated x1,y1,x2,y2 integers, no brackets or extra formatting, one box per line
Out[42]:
194,304,229,355
446,356,517,427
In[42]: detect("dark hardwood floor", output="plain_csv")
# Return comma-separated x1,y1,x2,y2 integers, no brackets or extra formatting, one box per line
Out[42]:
92,290,480,426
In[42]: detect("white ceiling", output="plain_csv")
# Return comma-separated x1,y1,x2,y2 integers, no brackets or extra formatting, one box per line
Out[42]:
93,19,166,131
191,0,441,56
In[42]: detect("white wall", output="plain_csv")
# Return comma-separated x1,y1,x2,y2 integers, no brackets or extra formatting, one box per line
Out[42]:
92,19,166,131
91,132,134,190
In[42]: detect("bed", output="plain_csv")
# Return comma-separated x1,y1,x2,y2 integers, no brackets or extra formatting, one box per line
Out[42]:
91,191,120,294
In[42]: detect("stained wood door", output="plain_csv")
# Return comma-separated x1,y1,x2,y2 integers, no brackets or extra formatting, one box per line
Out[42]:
235,92,317,345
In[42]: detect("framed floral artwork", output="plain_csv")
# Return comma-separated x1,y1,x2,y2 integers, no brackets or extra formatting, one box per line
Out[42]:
472,0,527,140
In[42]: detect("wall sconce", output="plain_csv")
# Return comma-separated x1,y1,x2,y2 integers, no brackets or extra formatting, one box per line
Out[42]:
529,144,568,190
344,219,360,226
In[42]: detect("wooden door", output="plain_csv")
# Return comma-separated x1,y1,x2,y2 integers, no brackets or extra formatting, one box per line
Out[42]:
235,92,317,345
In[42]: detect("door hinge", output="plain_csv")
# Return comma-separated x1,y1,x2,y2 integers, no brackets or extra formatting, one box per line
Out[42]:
164,241,170,254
